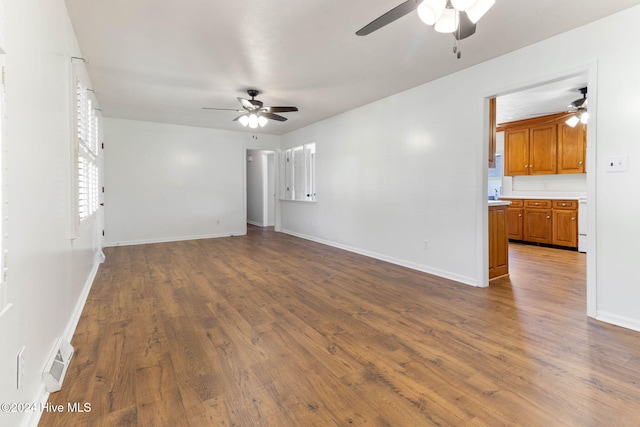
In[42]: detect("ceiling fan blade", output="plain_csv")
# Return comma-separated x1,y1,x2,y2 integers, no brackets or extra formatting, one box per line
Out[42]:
540,112,576,124
261,112,287,122
266,106,298,113
571,98,587,108
238,97,257,110
356,0,420,36
454,11,476,40
202,107,243,112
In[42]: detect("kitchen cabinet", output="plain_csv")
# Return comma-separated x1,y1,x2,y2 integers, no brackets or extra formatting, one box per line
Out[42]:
504,128,529,175
489,204,509,280
529,124,557,174
504,124,557,175
489,97,497,168
523,199,553,244
552,200,578,247
501,198,579,249
505,199,523,240
557,123,586,174
501,113,585,176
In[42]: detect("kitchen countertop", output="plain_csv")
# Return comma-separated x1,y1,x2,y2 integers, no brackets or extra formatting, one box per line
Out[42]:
498,196,584,200
488,200,512,207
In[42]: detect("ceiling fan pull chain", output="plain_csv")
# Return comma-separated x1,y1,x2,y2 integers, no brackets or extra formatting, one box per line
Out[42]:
453,38,461,59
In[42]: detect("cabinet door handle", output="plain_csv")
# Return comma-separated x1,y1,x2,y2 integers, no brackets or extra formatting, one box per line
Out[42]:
547,216,551,219
571,217,576,221
518,214,522,217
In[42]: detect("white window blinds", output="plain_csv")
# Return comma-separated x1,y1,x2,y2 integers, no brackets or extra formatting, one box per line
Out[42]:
281,143,316,201
76,80,100,221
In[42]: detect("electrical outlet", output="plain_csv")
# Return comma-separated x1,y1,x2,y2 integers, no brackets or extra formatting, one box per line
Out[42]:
17,346,25,389
605,155,628,172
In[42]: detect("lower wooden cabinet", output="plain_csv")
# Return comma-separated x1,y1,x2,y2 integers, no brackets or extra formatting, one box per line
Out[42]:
552,200,578,248
505,199,523,240
523,200,552,244
489,205,509,280
523,208,552,244
501,198,578,249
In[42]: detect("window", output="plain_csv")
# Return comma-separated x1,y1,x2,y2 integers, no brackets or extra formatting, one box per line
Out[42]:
282,143,315,201
74,77,101,225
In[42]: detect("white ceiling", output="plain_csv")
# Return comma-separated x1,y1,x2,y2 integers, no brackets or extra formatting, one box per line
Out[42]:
63,0,640,135
496,75,588,125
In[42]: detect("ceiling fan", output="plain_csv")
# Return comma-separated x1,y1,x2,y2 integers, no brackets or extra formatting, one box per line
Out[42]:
552,87,588,127
516,87,588,127
203,89,298,128
356,0,496,58
565,87,588,127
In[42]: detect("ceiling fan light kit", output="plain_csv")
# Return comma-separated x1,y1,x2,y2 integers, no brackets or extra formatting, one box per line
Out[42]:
465,0,495,24
357,0,496,58
417,0,446,25
434,7,458,33
565,115,580,127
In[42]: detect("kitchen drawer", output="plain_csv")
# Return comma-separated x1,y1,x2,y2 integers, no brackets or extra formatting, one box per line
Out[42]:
553,200,578,209
524,199,552,209
503,199,523,207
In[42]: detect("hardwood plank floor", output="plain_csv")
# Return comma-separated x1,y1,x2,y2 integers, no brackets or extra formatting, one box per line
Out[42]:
39,226,640,426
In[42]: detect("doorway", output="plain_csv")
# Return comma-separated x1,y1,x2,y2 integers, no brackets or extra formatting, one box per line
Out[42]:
246,149,276,227
486,70,595,315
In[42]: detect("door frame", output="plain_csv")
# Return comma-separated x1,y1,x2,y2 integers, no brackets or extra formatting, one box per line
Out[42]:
481,62,597,318
244,147,278,232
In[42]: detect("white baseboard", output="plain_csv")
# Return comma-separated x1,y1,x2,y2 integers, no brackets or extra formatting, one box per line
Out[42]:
279,228,478,287
104,231,245,247
22,252,103,427
595,310,640,333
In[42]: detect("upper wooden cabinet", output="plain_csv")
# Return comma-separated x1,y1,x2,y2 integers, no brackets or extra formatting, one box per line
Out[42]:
557,123,586,174
529,124,557,175
500,114,585,176
504,128,529,176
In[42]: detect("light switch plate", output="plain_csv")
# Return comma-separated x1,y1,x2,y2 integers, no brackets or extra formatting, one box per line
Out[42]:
605,155,628,173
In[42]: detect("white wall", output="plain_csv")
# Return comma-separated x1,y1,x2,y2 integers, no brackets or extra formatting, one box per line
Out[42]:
0,0,104,426
280,6,640,331
103,118,280,245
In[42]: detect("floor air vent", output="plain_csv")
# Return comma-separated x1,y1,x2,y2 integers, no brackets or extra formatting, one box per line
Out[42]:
43,338,74,393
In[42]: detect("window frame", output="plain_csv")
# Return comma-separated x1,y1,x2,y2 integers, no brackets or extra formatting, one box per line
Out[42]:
281,142,316,202
72,61,101,238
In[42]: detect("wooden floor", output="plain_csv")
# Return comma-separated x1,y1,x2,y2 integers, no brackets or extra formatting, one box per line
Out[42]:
40,226,640,426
